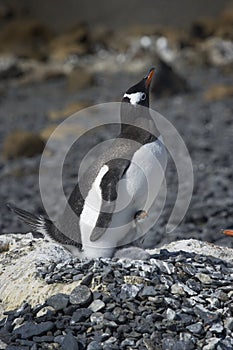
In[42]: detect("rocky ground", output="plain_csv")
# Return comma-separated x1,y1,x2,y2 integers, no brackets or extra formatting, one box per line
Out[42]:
0,7,233,350
0,235,233,350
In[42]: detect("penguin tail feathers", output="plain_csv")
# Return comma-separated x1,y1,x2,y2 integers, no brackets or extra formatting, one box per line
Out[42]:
6,203,52,237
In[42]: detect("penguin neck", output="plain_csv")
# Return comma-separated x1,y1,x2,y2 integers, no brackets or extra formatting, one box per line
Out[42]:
119,103,160,144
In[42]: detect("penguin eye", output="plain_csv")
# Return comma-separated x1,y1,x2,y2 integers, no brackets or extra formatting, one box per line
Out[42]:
141,93,146,100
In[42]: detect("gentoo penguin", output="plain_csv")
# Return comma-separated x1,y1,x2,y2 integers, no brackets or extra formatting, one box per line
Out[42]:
8,68,167,258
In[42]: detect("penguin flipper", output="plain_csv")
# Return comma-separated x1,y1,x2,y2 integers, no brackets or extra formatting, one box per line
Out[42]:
6,203,82,249
90,159,130,242
6,203,51,236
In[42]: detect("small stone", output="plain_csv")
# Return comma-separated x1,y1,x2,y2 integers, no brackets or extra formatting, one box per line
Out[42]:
182,264,197,276
0,56,23,80
203,337,220,350
166,308,176,321
36,306,55,318
104,336,117,344
209,322,224,333
151,58,190,97
206,297,220,309
218,337,233,349
54,335,65,344
224,317,233,331
61,333,80,350
103,320,118,328
151,259,174,274
87,340,102,350
164,297,181,309
140,286,156,297
47,293,69,311
120,284,142,299
12,317,24,327
90,312,104,324
212,290,228,302
195,273,212,284
69,285,92,306
187,322,203,334
71,308,92,323
0,238,10,253
194,305,219,324
171,283,185,295
81,273,94,286
14,321,54,338
0,339,7,349
121,338,135,347
73,274,84,282
33,335,54,342
88,300,105,312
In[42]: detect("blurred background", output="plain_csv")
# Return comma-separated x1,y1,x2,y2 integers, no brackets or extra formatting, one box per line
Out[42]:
0,0,233,248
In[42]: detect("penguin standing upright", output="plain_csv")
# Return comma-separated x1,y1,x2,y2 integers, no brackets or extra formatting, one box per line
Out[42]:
8,68,167,258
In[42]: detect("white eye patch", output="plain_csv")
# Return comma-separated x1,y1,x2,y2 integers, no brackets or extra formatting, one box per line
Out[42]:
124,92,146,105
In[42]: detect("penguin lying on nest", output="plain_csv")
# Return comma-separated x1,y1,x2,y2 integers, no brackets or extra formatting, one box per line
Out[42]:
8,68,167,259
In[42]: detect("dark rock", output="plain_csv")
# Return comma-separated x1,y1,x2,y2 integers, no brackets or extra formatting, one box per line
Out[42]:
190,18,215,39
209,322,224,333
81,273,94,286
119,284,142,299
13,321,54,338
63,305,79,315
0,57,23,80
88,300,105,312
71,308,92,323
33,335,54,342
87,341,103,350
224,317,233,331
120,338,135,347
140,286,156,297
187,322,203,334
151,58,190,97
46,293,69,311
90,312,104,324
61,332,81,350
54,335,65,344
194,305,220,324
69,285,92,306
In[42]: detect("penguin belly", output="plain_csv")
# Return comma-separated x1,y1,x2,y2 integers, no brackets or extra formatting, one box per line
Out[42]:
100,136,167,248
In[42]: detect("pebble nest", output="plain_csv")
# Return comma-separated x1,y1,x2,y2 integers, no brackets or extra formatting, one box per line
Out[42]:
0,250,233,350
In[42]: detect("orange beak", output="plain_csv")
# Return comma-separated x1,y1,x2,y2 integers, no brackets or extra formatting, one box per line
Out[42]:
146,68,155,89
223,229,233,237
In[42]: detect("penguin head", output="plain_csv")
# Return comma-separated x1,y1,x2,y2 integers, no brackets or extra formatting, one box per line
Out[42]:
122,67,155,108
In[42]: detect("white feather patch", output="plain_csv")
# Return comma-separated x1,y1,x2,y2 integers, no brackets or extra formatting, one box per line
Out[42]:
36,216,47,235
79,165,109,243
124,92,144,105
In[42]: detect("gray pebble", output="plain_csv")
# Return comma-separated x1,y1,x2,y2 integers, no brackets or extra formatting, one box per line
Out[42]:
69,285,92,306
88,300,105,312
46,293,68,311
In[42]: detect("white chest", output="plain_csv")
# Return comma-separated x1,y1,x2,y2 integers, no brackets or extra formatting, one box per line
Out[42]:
79,136,167,255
